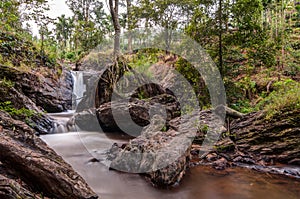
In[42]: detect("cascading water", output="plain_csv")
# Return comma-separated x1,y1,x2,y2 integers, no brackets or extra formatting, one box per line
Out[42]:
71,71,86,110
49,71,87,133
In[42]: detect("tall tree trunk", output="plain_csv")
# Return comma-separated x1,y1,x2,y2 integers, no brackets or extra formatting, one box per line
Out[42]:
218,0,223,76
126,0,133,52
281,0,285,70
109,0,121,57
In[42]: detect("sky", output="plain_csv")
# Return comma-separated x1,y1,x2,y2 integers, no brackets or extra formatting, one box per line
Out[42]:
47,0,73,18
29,0,73,36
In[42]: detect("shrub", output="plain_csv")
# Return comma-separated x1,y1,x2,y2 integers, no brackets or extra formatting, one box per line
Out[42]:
257,79,300,119
0,101,35,119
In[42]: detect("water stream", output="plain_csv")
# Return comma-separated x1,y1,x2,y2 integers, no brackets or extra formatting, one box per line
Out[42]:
41,118,300,199
71,71,86,110
42,71,300,199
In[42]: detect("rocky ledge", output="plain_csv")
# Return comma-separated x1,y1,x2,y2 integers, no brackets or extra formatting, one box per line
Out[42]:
0,64,72,113
196,109,300,173
0,110,98,199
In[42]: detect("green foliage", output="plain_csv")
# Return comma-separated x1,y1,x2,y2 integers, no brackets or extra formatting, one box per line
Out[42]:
161,126,167,132
127,52,157,78
198,124,209,134
0,101,36,119
0,31,57,68
248,42,276,68
257,79,300,119
0,77,15,88
175,58,210,108
231,99,256,114
66,51,76,60
0,0,22,32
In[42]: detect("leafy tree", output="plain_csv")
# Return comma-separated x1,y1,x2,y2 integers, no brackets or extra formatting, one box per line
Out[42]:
66,0,107,51
0,0,22,31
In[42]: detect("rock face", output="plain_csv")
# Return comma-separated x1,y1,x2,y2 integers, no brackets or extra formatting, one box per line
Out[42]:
0,64,72,113
194,109,300,176
222,109,300,165
0,83,53,134
0,111,98,199
96,94,180,134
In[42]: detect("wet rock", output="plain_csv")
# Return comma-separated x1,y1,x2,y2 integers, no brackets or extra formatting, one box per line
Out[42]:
73,108,102,131
212,157,228,170
0,111,98,199
206,153,218,162
96,94,180,134
0,65,72,113
0,86,54,134
233,156,256,165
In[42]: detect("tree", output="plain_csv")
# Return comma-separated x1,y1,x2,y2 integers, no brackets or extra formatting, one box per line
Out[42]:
109,0,121,56
56,15,69,50
0,0,22,32
126,0,133,52
133,0,193,52
218,0,223,75
66,0,107,51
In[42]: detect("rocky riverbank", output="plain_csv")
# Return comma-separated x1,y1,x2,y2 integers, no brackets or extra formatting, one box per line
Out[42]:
92,60,300,187
100,105,300,187
0,53,98,198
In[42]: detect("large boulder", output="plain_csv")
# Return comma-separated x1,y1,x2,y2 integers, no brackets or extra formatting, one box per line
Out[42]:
108,109,227,187
96,94,181,134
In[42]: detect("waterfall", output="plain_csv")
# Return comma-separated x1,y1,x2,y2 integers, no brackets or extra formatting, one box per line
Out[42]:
71,71,86,110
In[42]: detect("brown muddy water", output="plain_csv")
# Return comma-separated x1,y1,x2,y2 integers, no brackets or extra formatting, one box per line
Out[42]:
41,131,300,199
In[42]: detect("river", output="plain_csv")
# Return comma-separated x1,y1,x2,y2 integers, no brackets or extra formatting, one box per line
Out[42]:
41,112,300,199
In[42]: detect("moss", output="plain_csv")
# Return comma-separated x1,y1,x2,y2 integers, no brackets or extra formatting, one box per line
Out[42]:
198,124,209,133
215,143,235,153
0,77,15,88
